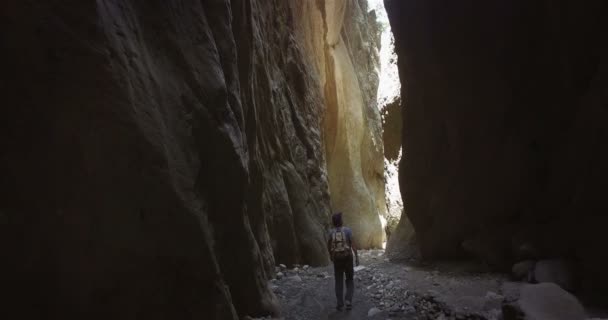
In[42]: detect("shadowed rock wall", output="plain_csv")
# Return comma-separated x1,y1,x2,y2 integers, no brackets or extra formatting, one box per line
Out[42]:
0,0,337,318
385,0,608,292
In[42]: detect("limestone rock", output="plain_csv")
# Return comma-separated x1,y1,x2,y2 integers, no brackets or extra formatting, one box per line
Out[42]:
295,0,385,248
502,283,586,320
386,215,420,262
355,266,367,272
368,307,382,317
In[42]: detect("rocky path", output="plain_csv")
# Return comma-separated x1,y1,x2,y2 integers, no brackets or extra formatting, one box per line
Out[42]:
268,250,512,320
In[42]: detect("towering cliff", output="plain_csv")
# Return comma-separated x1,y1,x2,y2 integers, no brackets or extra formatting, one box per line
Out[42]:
294,0,386,248
0,0,384,318
386,0,608,292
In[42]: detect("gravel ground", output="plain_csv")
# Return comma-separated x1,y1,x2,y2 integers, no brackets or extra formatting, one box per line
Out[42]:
268,249,513,320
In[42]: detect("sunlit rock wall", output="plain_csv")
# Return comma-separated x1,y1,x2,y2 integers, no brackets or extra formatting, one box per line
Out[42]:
293,0,386,248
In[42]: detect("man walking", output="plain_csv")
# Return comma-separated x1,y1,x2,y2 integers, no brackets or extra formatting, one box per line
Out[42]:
328,212,359,311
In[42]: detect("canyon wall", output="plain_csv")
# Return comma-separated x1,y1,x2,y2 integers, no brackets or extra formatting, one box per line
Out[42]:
297,0,386,248
385,0,608,292
0,0,385,318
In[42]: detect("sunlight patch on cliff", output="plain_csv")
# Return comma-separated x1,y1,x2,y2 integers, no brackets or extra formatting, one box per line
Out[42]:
368,0,403,240
367,0,400,109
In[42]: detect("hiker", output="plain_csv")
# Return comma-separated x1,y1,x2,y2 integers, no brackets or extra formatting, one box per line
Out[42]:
328,212,359,311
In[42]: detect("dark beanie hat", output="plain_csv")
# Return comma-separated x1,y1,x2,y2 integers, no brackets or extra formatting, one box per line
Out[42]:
332,212,343,227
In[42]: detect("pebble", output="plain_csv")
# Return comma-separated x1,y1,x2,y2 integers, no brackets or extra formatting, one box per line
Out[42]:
367,307,382,317
354,265,367,272
279,264,287,270
289,275,302,282
276,272,284,279
485,291,503,300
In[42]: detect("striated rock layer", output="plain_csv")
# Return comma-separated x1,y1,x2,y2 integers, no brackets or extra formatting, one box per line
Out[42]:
386,0,608,292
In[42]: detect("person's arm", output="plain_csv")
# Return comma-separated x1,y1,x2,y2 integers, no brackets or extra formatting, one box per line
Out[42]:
349,230,359,266
352,242,359,266
327,233,333,261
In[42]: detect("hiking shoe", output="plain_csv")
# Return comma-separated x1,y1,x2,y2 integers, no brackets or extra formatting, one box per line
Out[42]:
345,301,352,310
336,305,344,311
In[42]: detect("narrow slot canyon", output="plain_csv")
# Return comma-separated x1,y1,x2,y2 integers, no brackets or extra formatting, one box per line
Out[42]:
1,1,607,319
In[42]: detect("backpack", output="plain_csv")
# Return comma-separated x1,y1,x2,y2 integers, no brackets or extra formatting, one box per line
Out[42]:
331,228,352,260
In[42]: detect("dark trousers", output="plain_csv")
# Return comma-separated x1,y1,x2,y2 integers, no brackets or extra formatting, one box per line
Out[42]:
333,256,354,306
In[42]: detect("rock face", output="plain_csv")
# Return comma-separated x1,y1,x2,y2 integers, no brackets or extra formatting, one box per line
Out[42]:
386,0,608,292
0,0,386,318
371,0,403,239
502,283,586,320
382,98,404,239
381,98,403,162
295,0,386,248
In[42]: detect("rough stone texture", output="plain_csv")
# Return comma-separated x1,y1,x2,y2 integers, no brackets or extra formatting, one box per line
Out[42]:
383,150,402,236
502,283,586,320
385,0,608,292
381,98,402,162
386,215,420,262
0,0,344,318
372,0,403,237
295,0,386,248
342,0,386,248
382,97,404,234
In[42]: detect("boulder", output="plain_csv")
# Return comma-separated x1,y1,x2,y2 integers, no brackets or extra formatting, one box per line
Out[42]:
502,283,586,320
386,215,421,262
368,307,382,317
533,260,575,291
